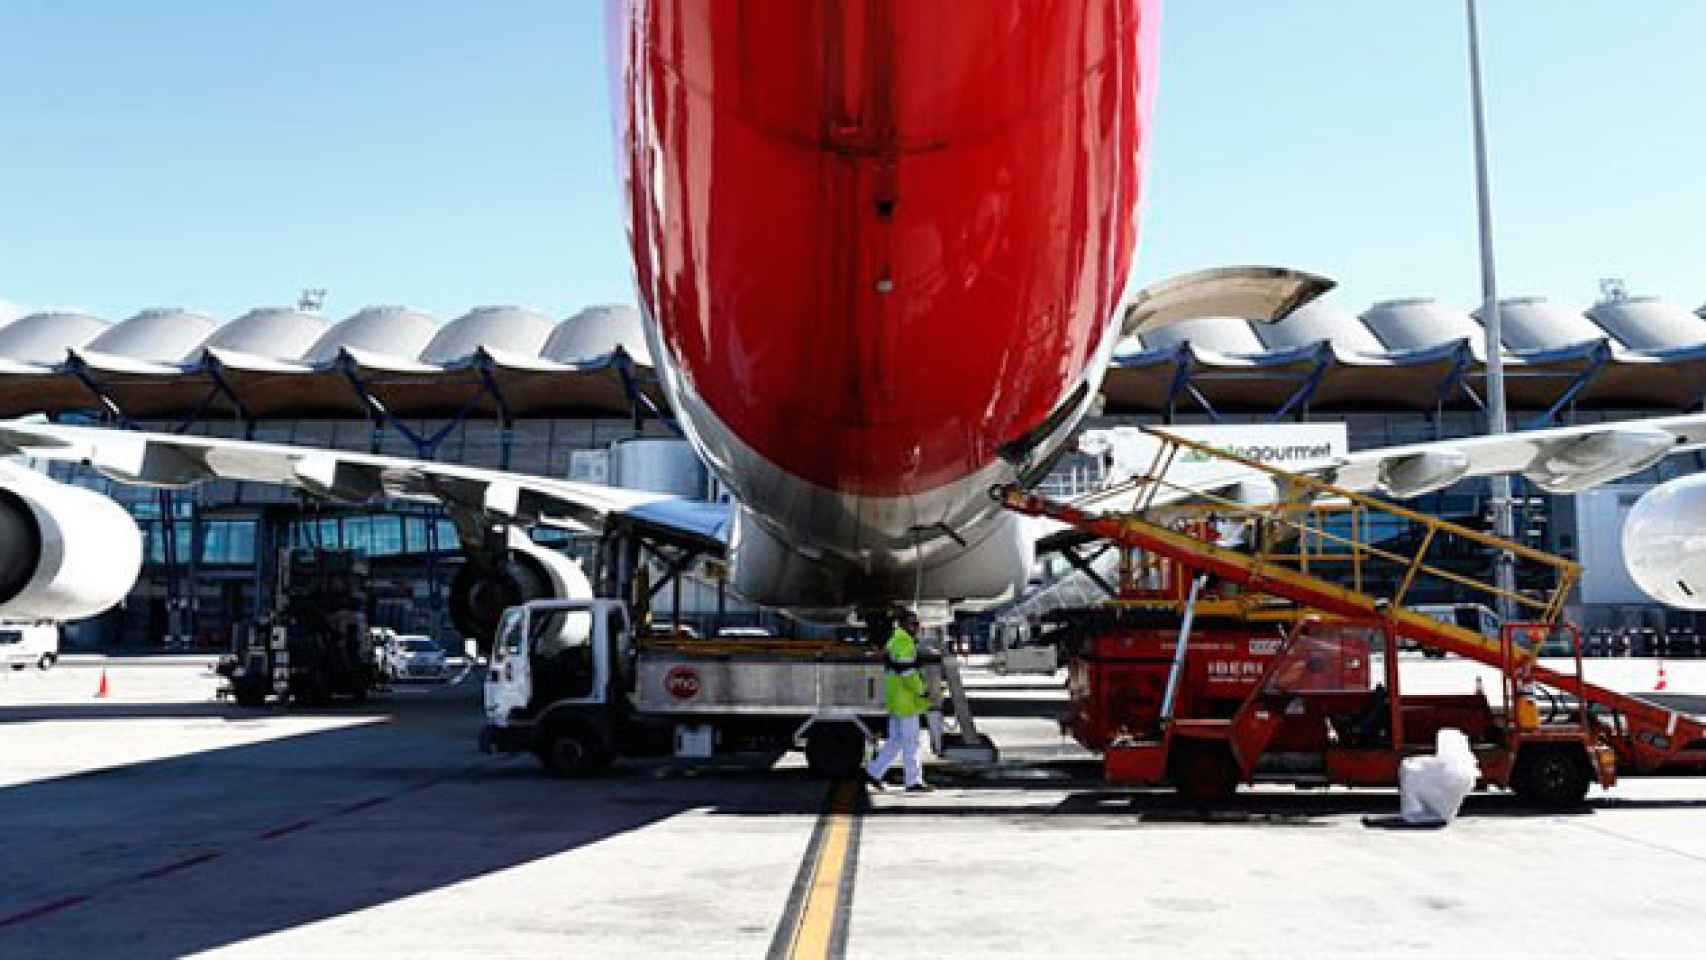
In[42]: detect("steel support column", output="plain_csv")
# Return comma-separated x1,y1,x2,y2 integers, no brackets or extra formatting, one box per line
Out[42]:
474,355,515,470
1521,341,1611,429
1266,345,1333,424
1162,346,1194,425
614,348,681,436
1428,342,1478,439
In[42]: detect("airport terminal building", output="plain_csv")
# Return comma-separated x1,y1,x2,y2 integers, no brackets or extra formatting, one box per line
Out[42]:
3,289,1705,650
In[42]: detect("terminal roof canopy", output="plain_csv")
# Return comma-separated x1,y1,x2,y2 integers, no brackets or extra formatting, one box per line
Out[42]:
4,289,1706,423
1587,297,1706,351
305,306,440,366
204,307,329,363
86,309,219,364
422,306,555,365
1253,301,1385,355
545,305,652,367
1360,299,1483,356
1475,298,1605,353
0,310,109,368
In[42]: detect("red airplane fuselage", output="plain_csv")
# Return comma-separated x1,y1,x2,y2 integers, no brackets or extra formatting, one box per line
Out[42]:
614,0,1158,607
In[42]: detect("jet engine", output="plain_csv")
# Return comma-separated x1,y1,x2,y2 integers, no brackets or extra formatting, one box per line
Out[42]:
449,527,591,648
0,470,143,622
1621,473,1706,610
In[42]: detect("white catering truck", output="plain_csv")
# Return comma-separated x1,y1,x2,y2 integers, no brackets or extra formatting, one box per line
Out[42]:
479,599,994,777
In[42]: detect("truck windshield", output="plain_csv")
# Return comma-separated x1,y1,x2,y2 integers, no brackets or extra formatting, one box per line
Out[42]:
530,609,593,656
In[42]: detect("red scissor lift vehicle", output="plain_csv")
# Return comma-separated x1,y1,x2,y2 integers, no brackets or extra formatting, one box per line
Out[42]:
1002,428,1706,806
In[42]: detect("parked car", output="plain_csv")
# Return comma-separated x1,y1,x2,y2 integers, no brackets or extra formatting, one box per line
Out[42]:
386,635,448,680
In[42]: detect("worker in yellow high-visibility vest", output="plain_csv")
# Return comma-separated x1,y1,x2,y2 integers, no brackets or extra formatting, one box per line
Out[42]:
865,608,931,792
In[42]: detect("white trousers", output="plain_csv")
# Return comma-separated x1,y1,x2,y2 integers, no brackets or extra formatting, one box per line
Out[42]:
865,714,924,787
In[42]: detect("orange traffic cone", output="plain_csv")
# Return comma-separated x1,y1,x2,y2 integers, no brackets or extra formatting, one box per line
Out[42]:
94,669,110,699
1655,660,1669,692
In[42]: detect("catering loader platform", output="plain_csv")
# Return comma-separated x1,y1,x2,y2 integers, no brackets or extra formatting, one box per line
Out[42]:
996,427,1706,802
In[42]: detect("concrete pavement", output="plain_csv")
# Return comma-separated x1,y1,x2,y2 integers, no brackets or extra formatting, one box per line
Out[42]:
2,660,1704,958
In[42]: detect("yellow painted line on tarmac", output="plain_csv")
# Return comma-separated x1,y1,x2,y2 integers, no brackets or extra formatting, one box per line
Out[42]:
770,780,862,960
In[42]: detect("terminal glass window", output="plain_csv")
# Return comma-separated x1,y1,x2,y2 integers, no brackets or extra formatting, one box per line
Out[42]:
199,521,257,565
366,516,403,556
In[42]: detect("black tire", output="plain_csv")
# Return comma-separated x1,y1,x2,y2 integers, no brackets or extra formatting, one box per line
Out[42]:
36,652,56,671
536,721,613,778
1512,747,1590,807
233,680,267,708
296,674,332,707
1171,742,1240,803
805,724,867,780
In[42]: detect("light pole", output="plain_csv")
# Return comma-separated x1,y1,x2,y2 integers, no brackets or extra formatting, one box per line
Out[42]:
1465,0,1517,618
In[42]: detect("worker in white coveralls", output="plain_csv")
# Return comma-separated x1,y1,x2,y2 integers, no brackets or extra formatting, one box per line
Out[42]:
864,608,932,792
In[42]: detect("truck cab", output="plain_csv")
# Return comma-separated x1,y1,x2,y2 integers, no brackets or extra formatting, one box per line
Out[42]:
482,599,637,775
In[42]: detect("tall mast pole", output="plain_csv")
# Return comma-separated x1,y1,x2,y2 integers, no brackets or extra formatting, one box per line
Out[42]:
1466,0,1517,618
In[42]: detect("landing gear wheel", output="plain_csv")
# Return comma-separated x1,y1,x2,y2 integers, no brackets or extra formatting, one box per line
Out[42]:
537,723,612,778
233,681,267,708
1172,743,1240,804
36,652,56,671
1512,748,1590,807
805,725,867,780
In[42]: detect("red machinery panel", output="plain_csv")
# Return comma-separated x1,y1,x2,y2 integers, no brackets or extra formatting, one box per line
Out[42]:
1066,620,1306,751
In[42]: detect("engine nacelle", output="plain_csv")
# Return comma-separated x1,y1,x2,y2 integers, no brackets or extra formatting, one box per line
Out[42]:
0,468,143,622
1622,474,1706,610
449,527,591,649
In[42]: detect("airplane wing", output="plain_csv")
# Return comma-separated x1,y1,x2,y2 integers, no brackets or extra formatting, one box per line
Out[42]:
1044,413,1706,554
1327,414,1706,496
0,419,731,547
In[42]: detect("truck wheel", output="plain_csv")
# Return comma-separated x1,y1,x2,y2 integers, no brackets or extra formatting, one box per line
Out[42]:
1512,747,1590,807
805,725,867,780
297,677,332,707
1172,743,1240,804
537,722,613,778
36,652,56,671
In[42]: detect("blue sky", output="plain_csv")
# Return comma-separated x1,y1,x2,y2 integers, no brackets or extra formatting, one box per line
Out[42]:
2,2,1703,323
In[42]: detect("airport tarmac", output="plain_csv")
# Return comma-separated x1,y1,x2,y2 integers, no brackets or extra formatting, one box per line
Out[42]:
3,658,1705,958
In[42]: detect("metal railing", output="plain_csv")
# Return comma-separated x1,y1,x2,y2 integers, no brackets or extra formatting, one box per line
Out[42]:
1124,427,1581,627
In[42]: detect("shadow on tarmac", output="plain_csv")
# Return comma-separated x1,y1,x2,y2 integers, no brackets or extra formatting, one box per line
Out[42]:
834,765,1706,825
0,702,333,723
0,690,828,960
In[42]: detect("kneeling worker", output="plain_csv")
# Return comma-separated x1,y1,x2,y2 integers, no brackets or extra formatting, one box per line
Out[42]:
865,608,931,792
